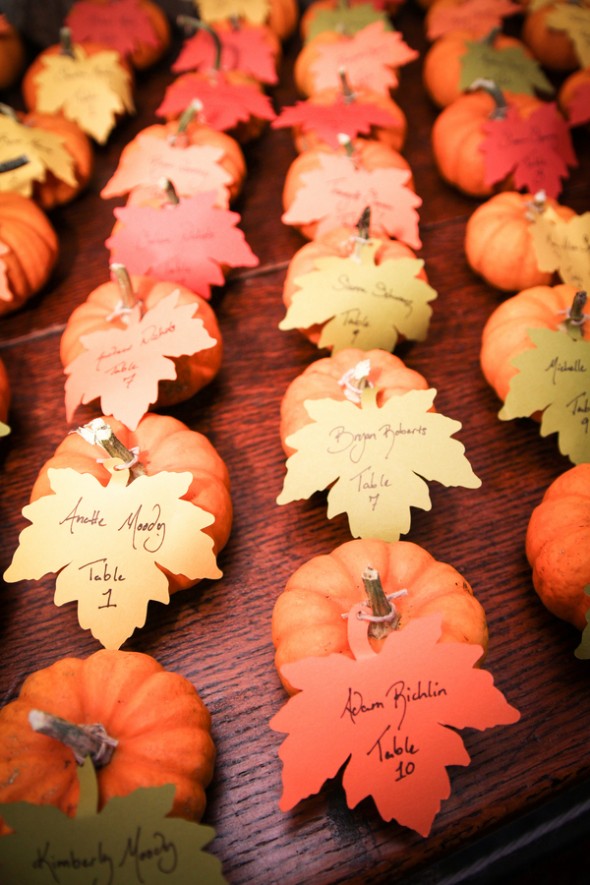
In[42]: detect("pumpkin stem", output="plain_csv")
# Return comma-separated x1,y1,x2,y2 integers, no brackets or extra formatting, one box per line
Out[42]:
564,291,588,334
0,102,18,120
109,262,137,311
480,26,500,45
158,177,180,205
361,566,406,640
468,78,507,119
339,359,373,402
59,26,75,58
176,16,222,71
173,99,202,143
29,709,118,768
356,206,371,240
337,132,355,160
0,154,29,173
525,190,547,221
75,417,147,478
338,67,356,105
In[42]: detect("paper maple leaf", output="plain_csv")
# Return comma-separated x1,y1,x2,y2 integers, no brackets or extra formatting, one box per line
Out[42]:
548,4,590,67
277,388,480,540
100,130,233,206
499,327,590,464
271,614,519,836
173,25,278,84
272,99,400,149
157,74,276,132
305,4,389,42
282,153,422,248
4,465,221,648
427,0,521,40
33,46,134,144
480,103,577,199
306,21,418,94
63,289,218,429
197,0,270,26
66,0,160,57
0,758,227,883
529,211,590,291
106,191,258,299
279,241,436,352
459,39,553,97
0,116,77,197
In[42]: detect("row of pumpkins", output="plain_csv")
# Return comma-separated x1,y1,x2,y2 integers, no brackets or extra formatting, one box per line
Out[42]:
0,0,586,848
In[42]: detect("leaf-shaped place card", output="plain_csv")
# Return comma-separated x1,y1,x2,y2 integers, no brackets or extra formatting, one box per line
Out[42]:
271,610,519,836
427,0,521,40
173,22,279,84
305,3,390,42
277,387,480,541
460,37,553,97
0,757,227,884
4,461,221,648
279,239,436,352
0,114,78,197
197,0,271,27
272,98,402,150
106,190,258,299
31,45,134,144
547,3,590,68
0,420,10,437
480,102,577,199
305,21,418,94
530,210,590,292
282,153,422,248
66,0,161,59
499,326,590,464
63,289,218,430
156,73,276,133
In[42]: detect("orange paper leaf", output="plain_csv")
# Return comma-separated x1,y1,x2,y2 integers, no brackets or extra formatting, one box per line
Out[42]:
271,611,519,836
63,289,217,429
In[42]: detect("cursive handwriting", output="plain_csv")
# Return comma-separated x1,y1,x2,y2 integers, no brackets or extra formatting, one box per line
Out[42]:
59,497,107,535
118,503,166,553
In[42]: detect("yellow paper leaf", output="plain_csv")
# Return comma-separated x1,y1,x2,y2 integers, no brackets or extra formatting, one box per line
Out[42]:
197,0,270,26
4,462,221,648
547,4,590,68
280,240,436,352
32,46,134,144
0,115,77,196
277,387,480,540
530,210,590,292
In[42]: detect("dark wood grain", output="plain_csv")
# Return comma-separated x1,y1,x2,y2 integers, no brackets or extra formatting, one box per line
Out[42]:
0,3,589,884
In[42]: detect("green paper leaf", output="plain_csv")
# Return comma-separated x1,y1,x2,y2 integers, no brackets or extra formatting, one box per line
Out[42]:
460,40,554,96
305,4,390,42
279,240,437,353
0,757,227,884
499,327,590,464
574,586,590,660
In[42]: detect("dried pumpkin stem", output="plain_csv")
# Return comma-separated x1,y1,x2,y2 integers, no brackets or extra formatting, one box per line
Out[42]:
29,709,118,768
0,103,18,120
175,99,202,139
338,67,356,104
361,566,401,640
469,78,507,120
158,176,180,205
176,15,222,70
109,263,137,310
565,290,588,330
0,155,29,173
76,417,146,478
59,26,75,58
525,190,547,221
481,26,500,45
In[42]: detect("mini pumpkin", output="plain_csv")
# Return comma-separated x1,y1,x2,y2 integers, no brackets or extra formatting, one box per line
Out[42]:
282,221,427,346
480,283,589,404
464,191,577,292
0,649,215,831
522,0,583,72
60,268,223,413
423,30,538,109
272,538,488,694
199,0,298,41
30,412,232,592
0,15,25,90
526,463,590,631
0,192,58,316
558,66,590,126
279,347,431,456
431,85,545,197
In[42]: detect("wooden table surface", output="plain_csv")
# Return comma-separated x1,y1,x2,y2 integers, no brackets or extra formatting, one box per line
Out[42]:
0,3,589,883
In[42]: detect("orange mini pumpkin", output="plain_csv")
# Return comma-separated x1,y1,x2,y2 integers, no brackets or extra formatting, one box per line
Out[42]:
0,192,58,316
60,269,223,415
0,15,25,90
464,191,577,292
0,649,215,830
526,463,590,631
558,66,590,125
480,283,589,404
522,1,583,72
201,0,298,41
432,85,545,197
280,347,430,456
272,538,488,694
31,412,232,591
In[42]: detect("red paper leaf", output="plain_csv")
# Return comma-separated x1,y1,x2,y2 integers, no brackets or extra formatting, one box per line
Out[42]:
271,611,519,836
480,103,577,198
173,26,279,84
66,0,160,57
157,73,276,132
427,0,521,40
282,153,422,248
106,191,258,298
272,99,401,149
567,81,590,127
